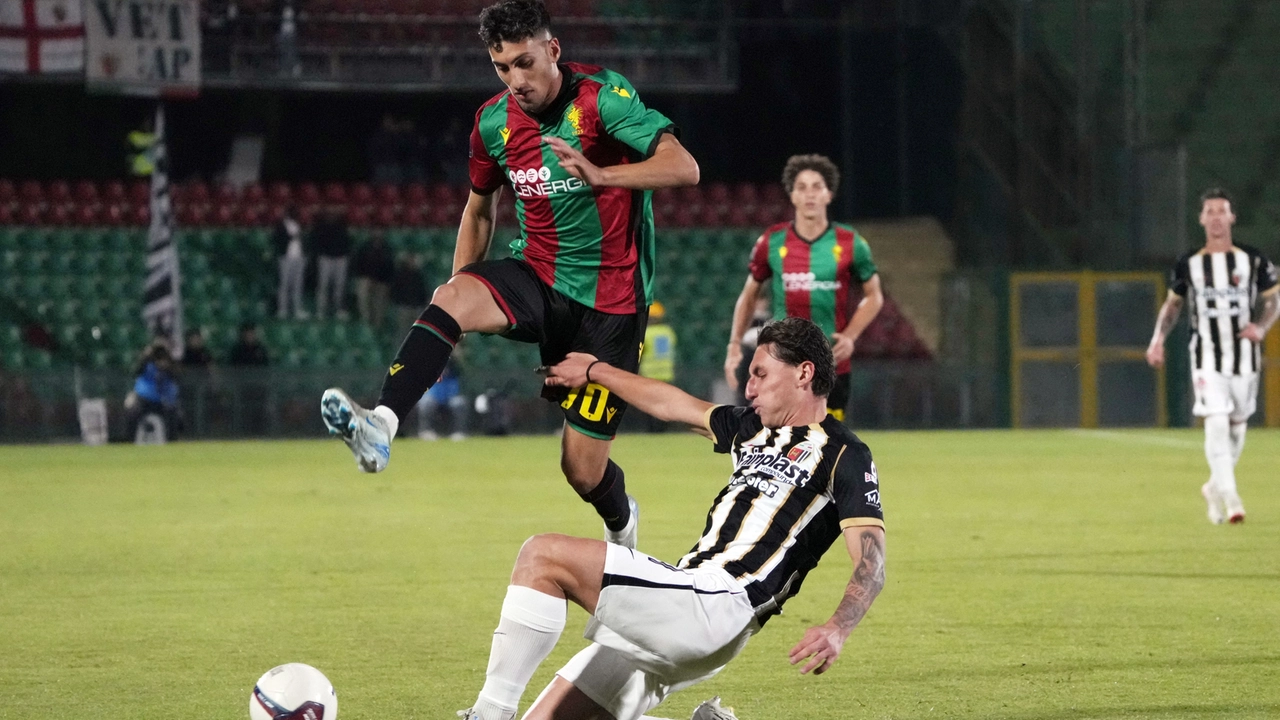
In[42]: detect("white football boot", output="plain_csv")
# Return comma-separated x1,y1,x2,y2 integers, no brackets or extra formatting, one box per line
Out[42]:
321,388,391,473
604,495,640,550
691,696,739,720
1201,481,1226,525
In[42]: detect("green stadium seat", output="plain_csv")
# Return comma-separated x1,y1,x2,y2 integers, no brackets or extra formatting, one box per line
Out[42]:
0,228,19,252
73,229,106,253
52,300,80,324
2,347,25,370
0,250,17,275
102,229,135,254
26,348,53,369
102,253,131,276
72,251,103,275
2,325,20,345
49,230,76,253
16,227,50,252
20,275,49,298
18,252,48,275
89,349,113,368
49,254,75,275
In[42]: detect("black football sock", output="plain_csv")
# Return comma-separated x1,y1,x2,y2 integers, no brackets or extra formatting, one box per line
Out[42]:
376,305,461,423
579,460,630,531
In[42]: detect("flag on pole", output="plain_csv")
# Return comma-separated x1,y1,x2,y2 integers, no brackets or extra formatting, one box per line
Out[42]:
142,102,185,359
0,0,84,74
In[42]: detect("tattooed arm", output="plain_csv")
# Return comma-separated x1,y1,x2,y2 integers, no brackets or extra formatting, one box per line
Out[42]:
788,526,886,675
1240,289,1280,343
1146,291,1185,368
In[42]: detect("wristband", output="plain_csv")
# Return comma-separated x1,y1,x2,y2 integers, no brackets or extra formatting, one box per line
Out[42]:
586,360,601,385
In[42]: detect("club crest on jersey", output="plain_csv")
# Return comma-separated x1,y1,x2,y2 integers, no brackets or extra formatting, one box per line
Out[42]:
566,104,585,136
1232,268,1246,286
787,441,817,464
610,85,632,98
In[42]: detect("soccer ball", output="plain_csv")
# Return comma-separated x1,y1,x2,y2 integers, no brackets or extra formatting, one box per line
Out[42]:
249,663,338,720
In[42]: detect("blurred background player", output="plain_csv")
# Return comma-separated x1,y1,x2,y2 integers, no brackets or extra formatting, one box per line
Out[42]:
458,317,885,720
638,300,676,432
125,341,182,443
724,154,883,421
1146,188,1280,525
321,0,699,550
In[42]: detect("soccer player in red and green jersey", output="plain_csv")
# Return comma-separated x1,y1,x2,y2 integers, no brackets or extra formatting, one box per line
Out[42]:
724,155,883,421
321,0,699,550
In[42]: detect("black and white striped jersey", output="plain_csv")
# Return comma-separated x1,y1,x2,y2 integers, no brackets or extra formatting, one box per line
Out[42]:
1169,244,1279,375
679,405,884,624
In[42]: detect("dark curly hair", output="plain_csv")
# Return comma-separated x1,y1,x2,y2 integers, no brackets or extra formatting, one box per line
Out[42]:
757,317,836,397
782,154,840,195
478,0,552,49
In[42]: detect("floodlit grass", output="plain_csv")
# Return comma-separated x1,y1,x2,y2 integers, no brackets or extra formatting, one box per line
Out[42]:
1,429,1278,719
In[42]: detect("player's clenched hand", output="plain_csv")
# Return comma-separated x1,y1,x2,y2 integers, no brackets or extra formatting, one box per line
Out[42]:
1239,323,1266,343
1145,343,1164,368
545,136,604,186
831,335,855,364
544,352,600,388
789,623,846,675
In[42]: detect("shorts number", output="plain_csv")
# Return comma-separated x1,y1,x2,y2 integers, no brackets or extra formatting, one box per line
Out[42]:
562,383,611,423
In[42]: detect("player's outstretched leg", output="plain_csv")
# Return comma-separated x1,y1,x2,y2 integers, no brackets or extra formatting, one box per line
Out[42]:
321,388,395,473
562,430,638,549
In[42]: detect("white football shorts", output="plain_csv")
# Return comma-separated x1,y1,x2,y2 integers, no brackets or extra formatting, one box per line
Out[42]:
551,543,759,720
1192,369,1258,422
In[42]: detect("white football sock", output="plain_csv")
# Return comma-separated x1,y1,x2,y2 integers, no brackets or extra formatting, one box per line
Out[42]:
473,586,567,720
373,404,399,439
1204,415,1241,508
1229,420,1247,465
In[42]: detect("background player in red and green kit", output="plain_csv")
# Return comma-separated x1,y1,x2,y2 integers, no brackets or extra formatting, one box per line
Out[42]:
321,0,699,549
724,154,883,421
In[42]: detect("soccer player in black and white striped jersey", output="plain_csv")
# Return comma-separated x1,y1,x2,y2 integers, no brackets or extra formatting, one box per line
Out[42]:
1147,188,1280,524
456,318,885,720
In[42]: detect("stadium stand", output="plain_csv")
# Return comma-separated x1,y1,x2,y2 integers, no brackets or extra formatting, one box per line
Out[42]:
0,179,935,379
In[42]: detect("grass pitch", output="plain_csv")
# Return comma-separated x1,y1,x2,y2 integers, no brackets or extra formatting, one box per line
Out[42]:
1,429,1278,719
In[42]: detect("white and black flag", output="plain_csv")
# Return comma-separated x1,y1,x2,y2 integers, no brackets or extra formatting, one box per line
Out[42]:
142,102,184,358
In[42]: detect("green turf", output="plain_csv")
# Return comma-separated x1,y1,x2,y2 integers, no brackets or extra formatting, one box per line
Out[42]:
1,429,1278,719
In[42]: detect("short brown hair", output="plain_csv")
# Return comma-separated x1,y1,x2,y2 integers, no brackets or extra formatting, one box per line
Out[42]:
757,317,836,397
782,154,840,195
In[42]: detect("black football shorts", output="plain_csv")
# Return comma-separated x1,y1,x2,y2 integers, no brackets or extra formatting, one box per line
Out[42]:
457,258,648,440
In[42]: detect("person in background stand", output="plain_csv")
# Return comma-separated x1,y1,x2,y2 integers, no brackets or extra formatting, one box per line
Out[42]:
311,208,353,320
417,358,468,441
182,329,214,368
390,253,429,332
638,300,676,432
274,205,310,320
353,231,396,331
126,342,183,441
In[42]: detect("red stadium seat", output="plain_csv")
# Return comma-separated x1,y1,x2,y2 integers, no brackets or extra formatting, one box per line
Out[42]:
211,204,236,225
18,203,43,224
346,205,371,226
725,205,752,227
297,182,321,205
101,203,126,226
214,183,239,204
268,181,293,204
238,204,264,226
243,183,266,204
323,182,347,205
404,182,428,204
0,178,15,203
19,180,44,205
297,204,318,225
46,203,72,225
349,182,375,205
373,205,398,227
104,181,127,203
697,203,725,227
0,203,13,224
74,203,100,225
185,180,211,203
761,183,787,205
375,183,401,205
129,180,151,204
74,180,99,204
705,182,731,205
670,204,697,228
427,203,453,226
401,203,426,226
266,204,287,224
47,180,72,204
131,203,151,226
731,182,759,207
676,186,703,215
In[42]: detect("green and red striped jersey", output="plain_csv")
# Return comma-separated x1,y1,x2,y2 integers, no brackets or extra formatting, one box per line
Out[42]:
469,62,675,314
749,222,878,374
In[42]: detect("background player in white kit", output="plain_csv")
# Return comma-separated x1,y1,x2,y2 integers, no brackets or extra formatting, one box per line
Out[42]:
1147,188,1280,524
457,318,886,720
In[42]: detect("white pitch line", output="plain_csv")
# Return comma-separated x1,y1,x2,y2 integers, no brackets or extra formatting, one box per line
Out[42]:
1067,429,1202,449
